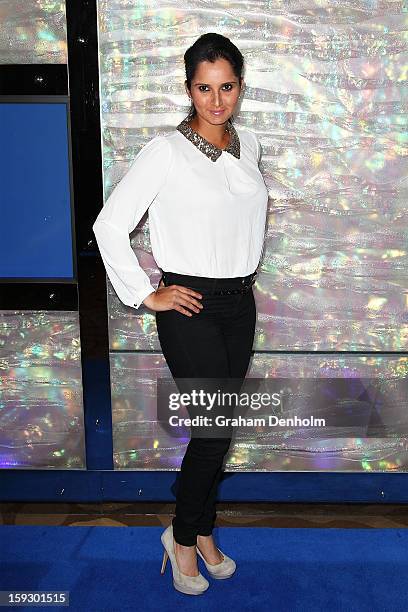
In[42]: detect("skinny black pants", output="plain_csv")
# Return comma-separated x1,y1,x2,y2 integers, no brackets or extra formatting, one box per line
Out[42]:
155,270,257,546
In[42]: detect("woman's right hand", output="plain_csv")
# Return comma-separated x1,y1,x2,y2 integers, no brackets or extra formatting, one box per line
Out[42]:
143,279,203,316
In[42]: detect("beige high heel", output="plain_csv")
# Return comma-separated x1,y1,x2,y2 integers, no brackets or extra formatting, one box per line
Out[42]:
196,543,236,579
160,525,209,595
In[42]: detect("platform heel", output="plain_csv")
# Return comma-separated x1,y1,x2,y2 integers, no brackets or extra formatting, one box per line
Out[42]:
160,525,209,595
196,545,236,579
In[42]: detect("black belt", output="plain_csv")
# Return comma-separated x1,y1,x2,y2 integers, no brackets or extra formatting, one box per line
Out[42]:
162,271,257,295
212,275,257,295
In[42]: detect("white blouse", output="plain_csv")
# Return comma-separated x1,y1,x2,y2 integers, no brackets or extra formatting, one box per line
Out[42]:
92,120,269,310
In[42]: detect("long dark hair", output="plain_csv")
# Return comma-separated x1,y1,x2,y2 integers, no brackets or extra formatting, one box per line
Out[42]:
183,33,244,124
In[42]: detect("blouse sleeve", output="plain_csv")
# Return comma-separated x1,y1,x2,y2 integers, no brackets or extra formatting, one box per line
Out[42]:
92,135,172,309
252,131,262,164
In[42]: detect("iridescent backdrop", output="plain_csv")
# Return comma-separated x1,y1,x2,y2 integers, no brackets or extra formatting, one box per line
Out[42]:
0,2,85,469
0,0,67,64
112,352,408,471
97,1,408,471
0,311,86,468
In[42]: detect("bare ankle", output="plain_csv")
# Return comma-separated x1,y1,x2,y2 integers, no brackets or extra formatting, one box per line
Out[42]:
174,539,196,550
197,534,214,545
174,539,199,576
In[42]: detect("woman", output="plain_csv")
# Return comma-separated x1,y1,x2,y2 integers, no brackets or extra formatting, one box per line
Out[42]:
93,33,268,595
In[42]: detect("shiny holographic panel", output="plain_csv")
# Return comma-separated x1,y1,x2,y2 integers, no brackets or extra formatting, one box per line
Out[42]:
96,0,272,349
0,311,86,469
98,2,408,472
0,0,67,64
97,1,408,352
111,351,408,472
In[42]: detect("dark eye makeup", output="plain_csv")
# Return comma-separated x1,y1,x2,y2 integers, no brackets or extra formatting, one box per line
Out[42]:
196,83,235,92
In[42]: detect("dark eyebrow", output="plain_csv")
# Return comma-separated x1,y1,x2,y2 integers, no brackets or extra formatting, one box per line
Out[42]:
193,81,238,86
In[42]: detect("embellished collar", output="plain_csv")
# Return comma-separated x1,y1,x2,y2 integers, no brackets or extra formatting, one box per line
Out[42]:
176,118,240,162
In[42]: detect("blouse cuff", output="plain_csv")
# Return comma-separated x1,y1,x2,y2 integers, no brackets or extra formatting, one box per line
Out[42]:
133,285,156,310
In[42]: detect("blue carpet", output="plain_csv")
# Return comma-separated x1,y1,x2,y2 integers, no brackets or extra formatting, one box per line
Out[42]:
0,526,407,611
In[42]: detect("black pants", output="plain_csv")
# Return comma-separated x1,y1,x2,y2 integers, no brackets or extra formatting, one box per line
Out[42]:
155,270,257,546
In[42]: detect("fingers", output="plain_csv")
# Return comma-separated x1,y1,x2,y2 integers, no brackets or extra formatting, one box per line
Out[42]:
158,282,203,317
175,285,202,300
175,294,203,315
179,287,202,305
168,284,203,317
174,305,194,317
